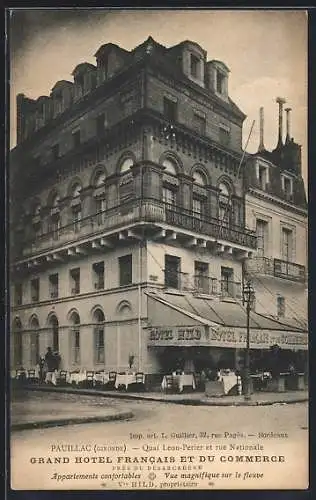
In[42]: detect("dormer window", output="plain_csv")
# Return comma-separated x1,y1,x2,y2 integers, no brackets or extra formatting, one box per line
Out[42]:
216,71,225,94
190,54,200,78
208,61,229,99
281,174,293,199
256,163,269,190
53,91,63,115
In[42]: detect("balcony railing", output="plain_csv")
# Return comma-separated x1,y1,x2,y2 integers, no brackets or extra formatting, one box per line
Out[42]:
245,257,306,283
164,270,191,291
274,259,306,282
194,275,217,295
220,280,242,299
163,271,242,299
19,198,257,259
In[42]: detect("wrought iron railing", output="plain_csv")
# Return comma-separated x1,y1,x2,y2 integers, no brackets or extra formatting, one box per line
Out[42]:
220,280,242,299
164,270,190,291
19,198,257,258
245,256,306,283
274,259,306,282
193,275,217,295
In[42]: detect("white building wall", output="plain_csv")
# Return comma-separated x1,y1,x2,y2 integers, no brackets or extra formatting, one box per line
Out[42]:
245,193,308,323
146,240,243,285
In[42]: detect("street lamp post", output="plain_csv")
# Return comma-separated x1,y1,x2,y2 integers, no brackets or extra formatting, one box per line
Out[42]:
243,280,255,401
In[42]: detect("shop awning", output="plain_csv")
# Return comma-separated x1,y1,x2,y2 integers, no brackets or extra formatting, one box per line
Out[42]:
145,291,308,351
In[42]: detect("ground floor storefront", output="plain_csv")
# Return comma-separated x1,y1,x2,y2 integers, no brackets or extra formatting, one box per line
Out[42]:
11,290,308,394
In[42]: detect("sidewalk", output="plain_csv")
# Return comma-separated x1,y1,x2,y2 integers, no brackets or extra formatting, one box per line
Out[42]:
11,393,134,431
20,384,308,407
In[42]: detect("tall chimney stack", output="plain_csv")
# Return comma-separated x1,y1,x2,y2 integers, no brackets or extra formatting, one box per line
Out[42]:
285,107,292,144
258,106,265,152
276,97,286,148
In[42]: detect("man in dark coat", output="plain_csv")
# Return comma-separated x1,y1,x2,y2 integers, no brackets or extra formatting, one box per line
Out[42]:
45,347,55,372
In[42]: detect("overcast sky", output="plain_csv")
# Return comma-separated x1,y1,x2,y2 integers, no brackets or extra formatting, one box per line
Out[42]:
9,9,308,184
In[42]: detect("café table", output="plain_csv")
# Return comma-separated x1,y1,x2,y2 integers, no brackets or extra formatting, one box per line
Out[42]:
93,371,110,386
66,370,87,385
220,372,238,395
161,373,196,392
115,372,144,390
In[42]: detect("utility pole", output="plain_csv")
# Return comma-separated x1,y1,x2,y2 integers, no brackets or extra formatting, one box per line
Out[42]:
243,280,255,401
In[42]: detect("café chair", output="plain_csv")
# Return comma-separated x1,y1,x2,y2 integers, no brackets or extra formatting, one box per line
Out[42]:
27,369,38,384
85,370,95,388
163,375,175,393
105,371,117,390
58,370,68,386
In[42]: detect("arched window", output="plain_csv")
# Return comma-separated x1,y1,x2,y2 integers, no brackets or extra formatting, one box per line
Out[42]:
70,183,82,233
120,157,134,174
93,308,105,364
95,172,106,186
218,182,231,226
218,182,230,196
50,193,61,240
162,158,178,206
162,158,177,175
69,311,80,365
192,169,208,218
32,203,42,235
12,318,23,367
48,314,59,352
94,171,106,225
193,170,207,186
29,316,40,366
119,156,134,204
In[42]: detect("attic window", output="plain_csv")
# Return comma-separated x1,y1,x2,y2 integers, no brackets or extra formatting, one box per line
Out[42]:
281,174,293,197
216,71,225,94
257,163,269,190
190,54,200,79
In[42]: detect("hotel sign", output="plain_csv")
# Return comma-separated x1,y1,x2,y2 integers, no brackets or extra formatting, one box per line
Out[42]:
149,327,203,343
147,326,308,350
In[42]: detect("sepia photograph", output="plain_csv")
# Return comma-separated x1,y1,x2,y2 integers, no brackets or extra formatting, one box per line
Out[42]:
8,8,308,491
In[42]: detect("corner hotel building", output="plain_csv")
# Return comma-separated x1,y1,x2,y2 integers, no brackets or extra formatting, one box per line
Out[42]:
10,37,308,387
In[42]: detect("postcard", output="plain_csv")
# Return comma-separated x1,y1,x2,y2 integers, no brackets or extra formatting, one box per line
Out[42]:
8,8,308,491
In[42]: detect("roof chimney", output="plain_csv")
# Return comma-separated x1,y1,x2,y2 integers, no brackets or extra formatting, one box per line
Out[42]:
285,107,292,144
276,97,286,148
258,106,265,152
